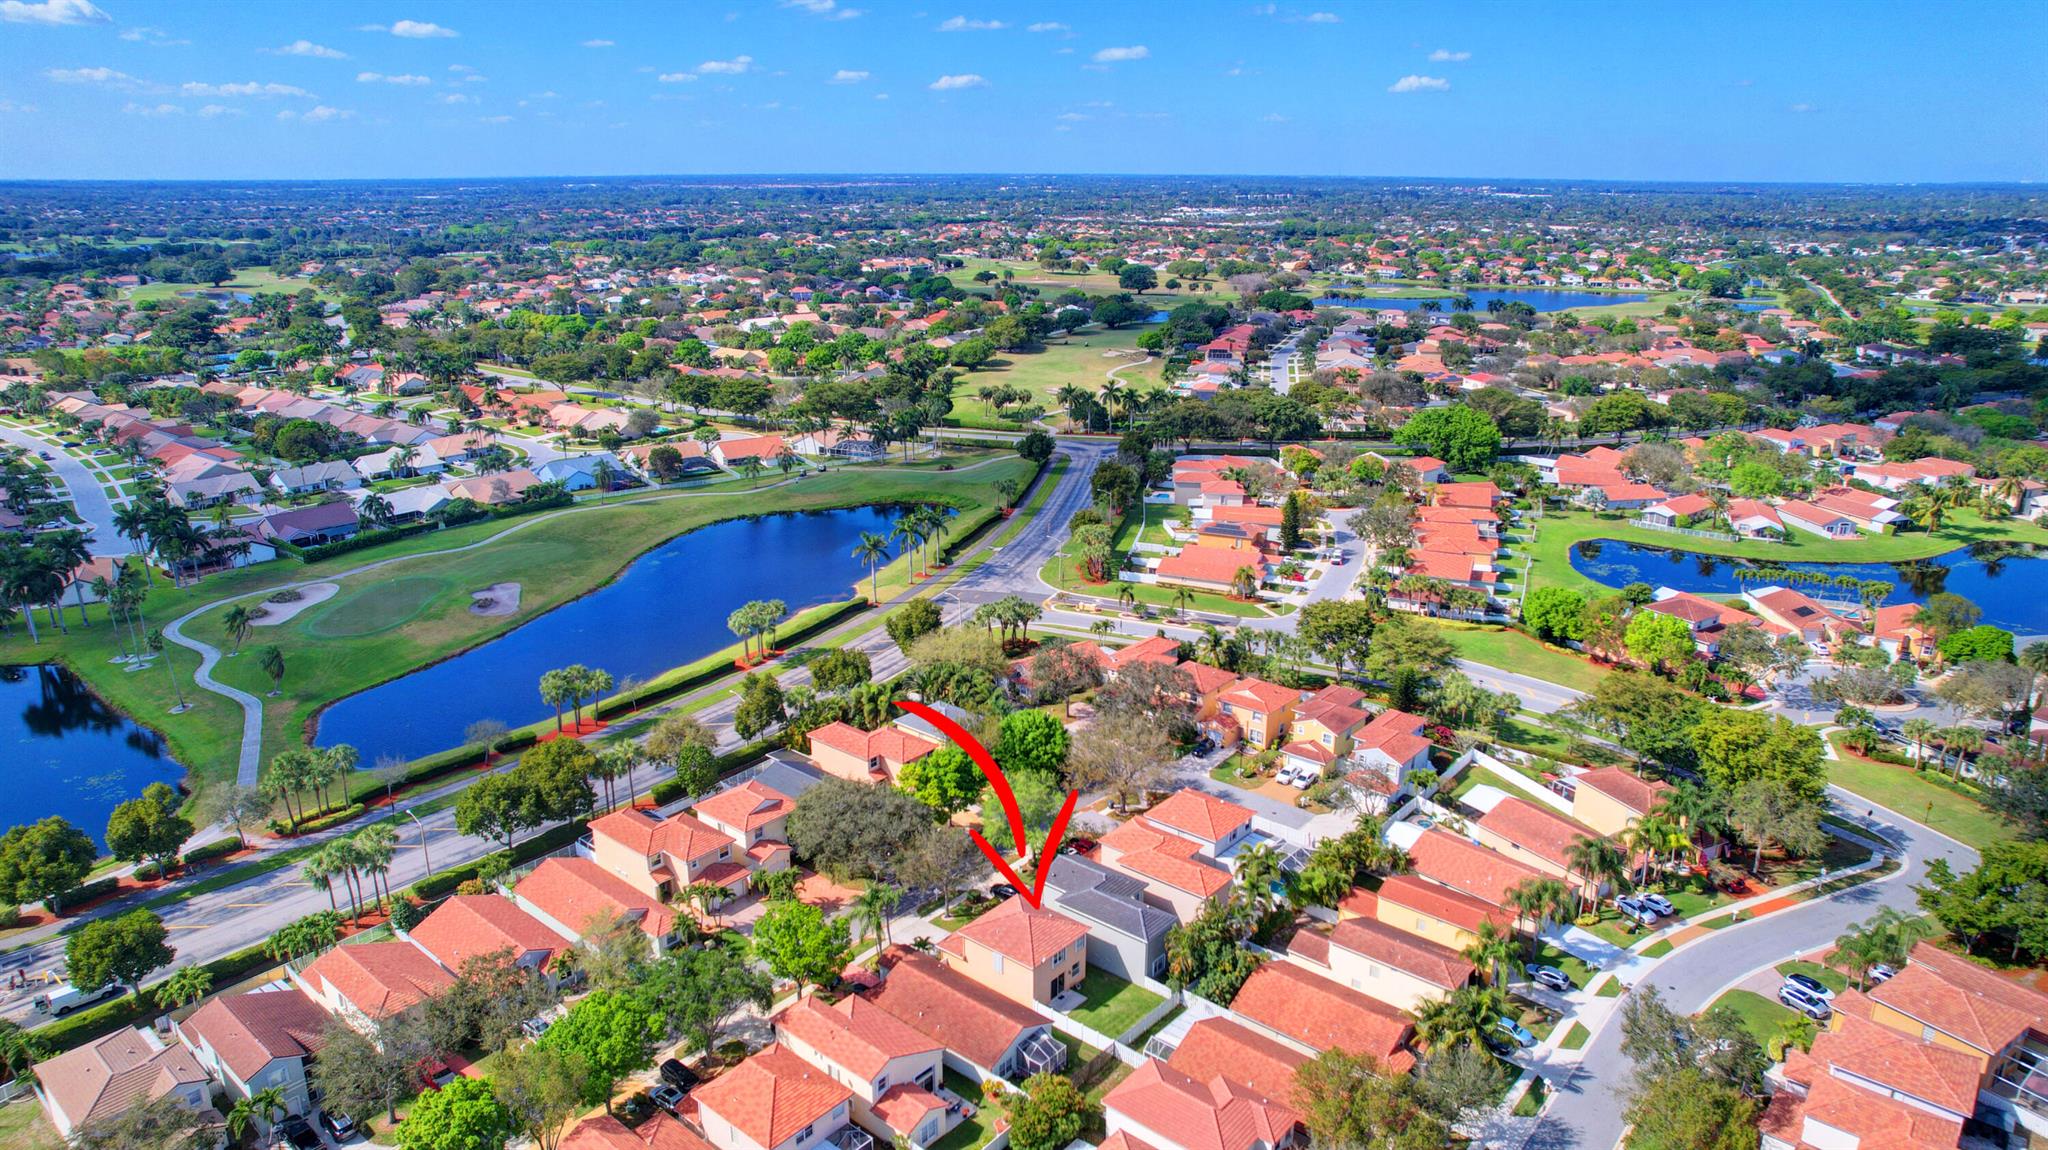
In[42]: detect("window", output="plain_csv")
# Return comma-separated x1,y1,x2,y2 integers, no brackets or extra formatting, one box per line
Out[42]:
875,1075,889,1094
992,953,1004,974
795,1126,814,1145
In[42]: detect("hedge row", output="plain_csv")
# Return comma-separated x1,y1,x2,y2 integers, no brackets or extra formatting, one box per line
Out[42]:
35,939,280,1055
404,819,590,904
51,875,121,913
181,838,243,865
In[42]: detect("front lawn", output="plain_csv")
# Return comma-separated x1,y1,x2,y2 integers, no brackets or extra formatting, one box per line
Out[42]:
1708,989,1802,1047
1065,971,1165,1041
1826,735,2014,846
1776,960,1848,995
1430,621,1613,694
1528,941,1596,989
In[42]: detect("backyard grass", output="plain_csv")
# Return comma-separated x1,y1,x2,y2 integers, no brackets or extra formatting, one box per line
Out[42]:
1039,502,1270,619
1429,621,1612,694
1825,734,2014,846
1708,989,1803,1047
930,1071,997,1150
1777,960,1848,994
0,1099,64,1150
1448,763,1525,803
1522,508,2043,597
1065,971,1165,1041
0,458,1038,794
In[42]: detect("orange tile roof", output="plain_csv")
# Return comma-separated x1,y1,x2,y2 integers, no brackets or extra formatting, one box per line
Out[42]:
1142,788,1256,844
1158,544,1266,586
1167,1017,1308,1104
773,993,940,1080
1353,709,1432,765
562,1114,715,1150
301,940,454,1019
1228,962,1414,1072
1178,660,1240,696
866,953,1047,1070
407,894,568,972
177,986,330,1084
588,806,734,866
952,895,1090,966
1102,1059,1301,1150
1098,817,1233,897
693,1043,851,1150
1869,942,2048,1054
871,1083,948,1135
1794,1073,1964,1150
1572,768,1672,816
1810,1005,1982,1115
693,780,794,835
32,1030,210,1132
1405,829,1548,908
515,857,677,941
1475,797,1598,872
1375,874,1510,935
806,721,937,766
1326,916,1476,990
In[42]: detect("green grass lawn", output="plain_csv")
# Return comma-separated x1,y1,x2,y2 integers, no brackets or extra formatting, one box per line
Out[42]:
1513,1074,1549,1117
930,1071,997,1150
1825,735,2014,846
1065,971,1166,1040
1640,938,1674,959
1558,1021,1591,1051
1595,976,1624,997
1709,989,1803,1047
1429,621,1612,694
1529,941,1596,989
124,269,334,304
1039,502,1270,619
1448,764,1525,803
0,1097,64,1150
0,459,1038,794
1523,508,2045,598
949,325,1166,425
1777,960,1848,994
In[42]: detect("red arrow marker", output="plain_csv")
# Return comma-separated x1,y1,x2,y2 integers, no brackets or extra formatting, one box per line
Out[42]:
895,699,1077,909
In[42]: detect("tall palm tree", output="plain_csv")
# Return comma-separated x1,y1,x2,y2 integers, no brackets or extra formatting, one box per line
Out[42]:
222,604,253,655
1504,877,1575,951
1115,583,1138,613
1652,782,1725,866
354,823,399,909
1940,726,1984,780
1463,920,1522,986
852,882,901,964
1565,835,1629,916
1412,985,1505,1053
227,1085,289,1144
1234,842,1286,914
681,880,726,930
1900,718,1936,769
891,515,928,580
1171,586,1196,619
852,532,890,605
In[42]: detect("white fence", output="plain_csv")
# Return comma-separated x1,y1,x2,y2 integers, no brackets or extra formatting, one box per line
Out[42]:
1626,518,1754,543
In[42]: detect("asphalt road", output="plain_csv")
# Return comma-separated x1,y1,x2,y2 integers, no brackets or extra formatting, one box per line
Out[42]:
1527,790,1982,1150
0,423,129,557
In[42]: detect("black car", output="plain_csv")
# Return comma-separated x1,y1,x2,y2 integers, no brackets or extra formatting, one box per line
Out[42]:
318,1111,359,1143
990,883,1019,900
659,1058,701,1092
277,1117,323,1150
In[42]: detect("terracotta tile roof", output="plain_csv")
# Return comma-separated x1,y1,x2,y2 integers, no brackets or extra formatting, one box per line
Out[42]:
1107,636,1182,670
1178,661,1240,696
806,721,937,766
1098,818,1233,897
1353,709,1432,765
1869,942,2048,1054
588,807,734,866
1433,481,1499,508
562,1113,715,1150
871,1084,948,1135
1571,768,1671,816
1228,962,1415,1072
693,1043,851,1150
1325,916,1476,990
407,894,568,972
1098,1132,1165,1150
1166,1017,1307,1104
1810,1007,1982,1115
694,780,794,834
34,1029,209,1130
1142,788,1257,844
1101,1058,1301,1150
176,986,330,1083
773,993,940,1080
300,940,454,1019
1475,797,1598,872
866,953,1046,1071
1336,886,1378,919
952,895,1090,966
1374,874,1510,935
1405,829,1548,908
1158,545,1266,586
515,857,677,941
1795,1073,1964,1150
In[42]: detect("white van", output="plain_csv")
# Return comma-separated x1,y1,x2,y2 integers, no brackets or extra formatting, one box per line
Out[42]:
32,982,122,1016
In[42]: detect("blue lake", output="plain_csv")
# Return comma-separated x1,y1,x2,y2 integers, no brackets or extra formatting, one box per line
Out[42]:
314,504,908,764
1312,288,1647,313
1566,538,2048,635
3,664,182,846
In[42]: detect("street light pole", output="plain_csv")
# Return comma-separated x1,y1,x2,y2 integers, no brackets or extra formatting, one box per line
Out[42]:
405,809,432,878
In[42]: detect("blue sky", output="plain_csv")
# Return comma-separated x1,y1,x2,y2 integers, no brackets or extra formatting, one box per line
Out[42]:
3,0,2044,183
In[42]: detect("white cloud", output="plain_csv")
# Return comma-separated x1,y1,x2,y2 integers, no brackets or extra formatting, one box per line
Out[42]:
657,72,698,83
479,114,512,123
937,15,1005,30
275,39,348,58
461,72,486,82
195,104,238,117
119,26,188,45
1388,74,1449,93
1092,45,1148,62
1301,11,1340,22
359,19,457,37
436,91,474,104
122,101,182,116
581,38,614,47
783,0,861,18
448,63,475,72
44,65,136,85
279,104,352,122
929,72,986,90
182,81,316,98
1,0,108,25
829,69,869,83
1026,21,1067,32
1427,48,1470,62
698,55,753,74
0,98,39,113
1262,112,1288,122
1788,102,1816,113
358,72,430,85
873,92,888,100
1056,111,1088,121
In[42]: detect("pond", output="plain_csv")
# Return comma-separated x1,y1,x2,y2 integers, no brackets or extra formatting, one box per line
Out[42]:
1311,288,1647,313
177,289,254,304
1566,538,2048,635
2,664,182,846
314,504,911,764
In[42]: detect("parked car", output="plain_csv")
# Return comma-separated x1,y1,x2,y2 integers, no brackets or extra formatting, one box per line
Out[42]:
1493,1016,1537,1048
1526,965,1574,993
519,1014,555,1040
659,1059,701,1092
1193,738,1216,756
1285,764,1315,790
1614,896,1660,926
1779,984,1832,1021
650,1084,687,1115
1867,963,1897,983
1717,874,1751,895
1059,836,1097,856
277,1117,323,1150
30,982,122,1017
318,1111,359,1143
1638,892,1677,917
1782,972,1836,1001
989,883,1019,901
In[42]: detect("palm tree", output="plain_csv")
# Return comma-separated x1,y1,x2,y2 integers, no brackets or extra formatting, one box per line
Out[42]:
1171,586,1196,619
1115,582,1138,613
354,823,399,909
852,882,902,964
1055,384,1090,431
222,604,253,655
1565,835,1629,917
258,645,286,696
1412,985,1505,1053
1900,718,1936,769
152,965,213,1010
539,668,571,731
1939,726,1984,780
681,880,726,930
227,1085,290,1144
1234,842,1286,914
891,515,928,581
1463,919,1522,987
1504,877,1575,950
1229,565,1260,600
852,531,890,605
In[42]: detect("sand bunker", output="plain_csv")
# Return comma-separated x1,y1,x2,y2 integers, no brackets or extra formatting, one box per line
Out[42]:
249,583,339,626
470,582,522,617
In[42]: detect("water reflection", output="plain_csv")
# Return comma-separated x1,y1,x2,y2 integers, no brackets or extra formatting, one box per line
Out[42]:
3,664,180,844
